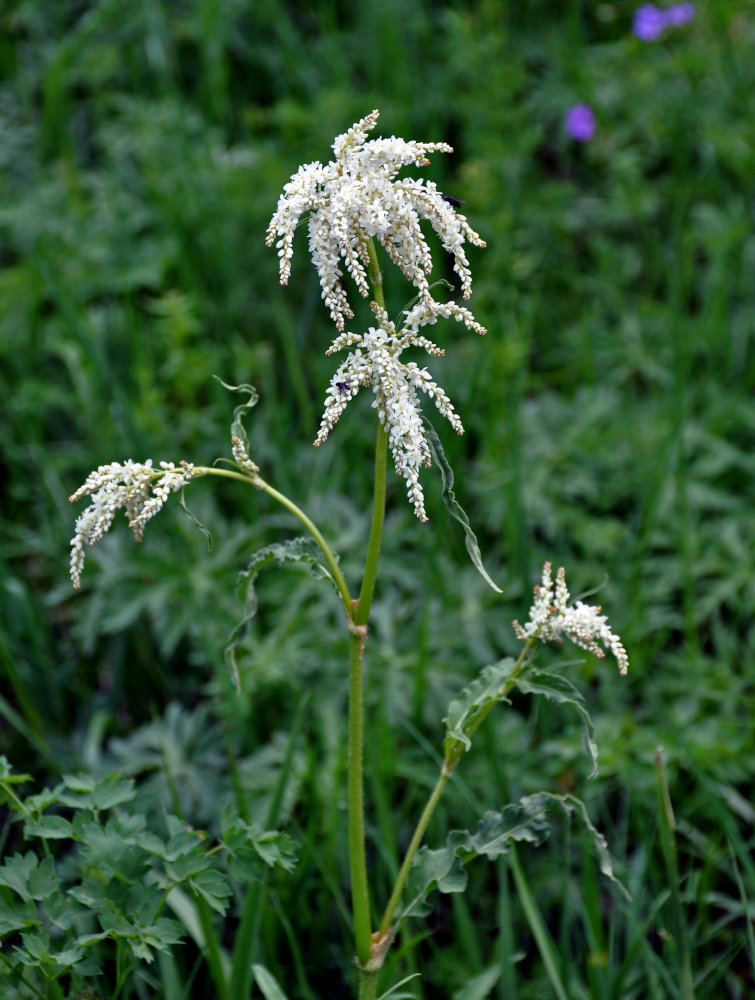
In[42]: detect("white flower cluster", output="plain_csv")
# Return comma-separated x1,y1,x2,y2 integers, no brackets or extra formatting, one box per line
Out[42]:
231,435,260,475
69,460,196,589
513,562,629,675
266,109,486,331
315,302,481,522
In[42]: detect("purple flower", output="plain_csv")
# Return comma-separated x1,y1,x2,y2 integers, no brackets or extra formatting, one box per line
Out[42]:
633,3,668,41
564,103,596,143
633,2,696,40
666,2,696,26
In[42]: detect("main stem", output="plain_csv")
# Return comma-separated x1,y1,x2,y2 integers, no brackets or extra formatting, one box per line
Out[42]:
350,238,389,979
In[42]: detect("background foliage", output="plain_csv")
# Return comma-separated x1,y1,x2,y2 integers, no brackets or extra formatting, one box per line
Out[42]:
1,1,753,997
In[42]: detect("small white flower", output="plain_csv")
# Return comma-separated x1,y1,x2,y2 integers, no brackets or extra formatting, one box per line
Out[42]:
68,459,196,589
231,435,260,476
266,109,486,331
314,302,475,522
513,562,629,675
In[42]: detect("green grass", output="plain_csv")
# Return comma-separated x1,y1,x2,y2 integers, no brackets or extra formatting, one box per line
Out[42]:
1,1,754,997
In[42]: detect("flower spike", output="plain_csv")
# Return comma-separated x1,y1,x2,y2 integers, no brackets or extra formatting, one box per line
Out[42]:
513,562,629,674
266,110,486,331
68,460,196,588
314,302,469,522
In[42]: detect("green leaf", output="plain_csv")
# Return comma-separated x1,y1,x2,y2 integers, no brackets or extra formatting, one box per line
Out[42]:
221,808,298,878
443,658,518,755
58,772,136,811
0,897,39,936
453,965,501,1000
24,783,65,811
253,963,291,1000
402,844,467,919
225,537,332,690
189,869,232,915
23,814,73,840
519,792,630,899
0,853,37,901
27,856,58,901
213,376,260,451
517,671,599,777
402,792,628,922
423,417,502,593
178,487,213,549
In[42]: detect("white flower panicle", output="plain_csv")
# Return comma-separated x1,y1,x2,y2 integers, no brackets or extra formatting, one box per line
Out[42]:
68,460,196,589
513,562,629,675
266,109,486,331
314,302,467,522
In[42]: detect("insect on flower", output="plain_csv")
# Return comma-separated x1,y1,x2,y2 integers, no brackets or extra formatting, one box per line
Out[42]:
336,381,351,395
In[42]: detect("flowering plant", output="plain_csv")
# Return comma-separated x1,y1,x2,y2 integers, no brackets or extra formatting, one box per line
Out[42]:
64,111,628,1000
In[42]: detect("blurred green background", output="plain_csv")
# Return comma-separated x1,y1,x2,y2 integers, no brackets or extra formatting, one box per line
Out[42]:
1,1,754,997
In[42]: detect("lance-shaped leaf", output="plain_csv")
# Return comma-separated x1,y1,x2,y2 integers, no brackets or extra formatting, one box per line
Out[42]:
225,537,334,690
516,670,599,777
423,417,502,593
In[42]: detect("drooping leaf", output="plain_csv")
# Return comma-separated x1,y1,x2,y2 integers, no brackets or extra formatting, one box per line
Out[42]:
516,671,599,777
401,792,628,922
423,417,502,593
178,487,213,549
517,792,629,899
224,537,333,690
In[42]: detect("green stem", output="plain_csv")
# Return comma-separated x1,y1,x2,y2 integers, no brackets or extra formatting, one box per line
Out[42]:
379,765,451,937
197,466,354,618
348,623,373,967
365,237,384,310
358,967,380,1000
355,422,388,625
348,236,389,970
378,642,535,939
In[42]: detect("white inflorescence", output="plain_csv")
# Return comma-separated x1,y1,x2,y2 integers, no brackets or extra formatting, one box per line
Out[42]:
513,562,629,674
314,302,479,522
266,109,486,331
68,460,196,589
